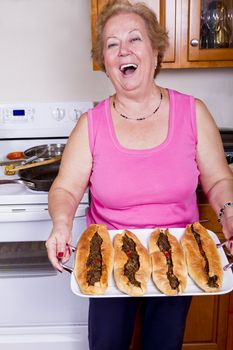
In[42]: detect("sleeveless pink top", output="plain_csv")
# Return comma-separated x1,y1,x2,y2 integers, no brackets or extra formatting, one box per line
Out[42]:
86,89,200,230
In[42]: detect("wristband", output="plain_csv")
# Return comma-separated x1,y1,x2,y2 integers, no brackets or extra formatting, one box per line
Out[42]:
217,202,233,223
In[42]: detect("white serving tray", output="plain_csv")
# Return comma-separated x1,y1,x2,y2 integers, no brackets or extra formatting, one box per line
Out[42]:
70,228,233,298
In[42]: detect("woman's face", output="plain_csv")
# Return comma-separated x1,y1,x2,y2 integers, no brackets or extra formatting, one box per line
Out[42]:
103,12,157,94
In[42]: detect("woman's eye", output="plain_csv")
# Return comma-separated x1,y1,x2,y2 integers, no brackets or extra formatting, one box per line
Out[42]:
130,37,141,43
107,42,118,49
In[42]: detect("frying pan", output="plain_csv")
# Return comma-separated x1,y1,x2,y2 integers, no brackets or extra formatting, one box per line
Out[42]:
24,143,65,159
0,144,65,167
0,162,60,191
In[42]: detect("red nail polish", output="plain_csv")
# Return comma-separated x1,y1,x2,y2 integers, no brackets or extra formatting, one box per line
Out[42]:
57,252,64,258
230,242,233,250
229,236,233,242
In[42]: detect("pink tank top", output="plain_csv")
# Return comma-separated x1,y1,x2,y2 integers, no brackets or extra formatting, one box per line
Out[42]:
87,89,200,230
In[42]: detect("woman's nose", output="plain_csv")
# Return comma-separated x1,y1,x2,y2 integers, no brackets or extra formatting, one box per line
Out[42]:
118,42,131,56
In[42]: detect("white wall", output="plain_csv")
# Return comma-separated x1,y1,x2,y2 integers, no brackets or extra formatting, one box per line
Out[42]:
0,0,232,127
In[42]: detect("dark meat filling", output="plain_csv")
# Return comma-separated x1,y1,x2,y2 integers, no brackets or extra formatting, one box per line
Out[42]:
86,232,103,286
122,234,141,288
157,231,180,290
191,224,219,288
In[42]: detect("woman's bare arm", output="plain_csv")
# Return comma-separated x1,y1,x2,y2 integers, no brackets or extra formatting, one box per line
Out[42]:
46,112,92,270
196,99,233,253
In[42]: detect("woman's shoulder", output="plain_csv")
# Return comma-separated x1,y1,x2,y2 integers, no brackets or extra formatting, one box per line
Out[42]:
90,97,110,114
168,90,211,114
168,88,194,100
195,97,217,129
195,97,208,111
87,97,110,131
167,89,196,116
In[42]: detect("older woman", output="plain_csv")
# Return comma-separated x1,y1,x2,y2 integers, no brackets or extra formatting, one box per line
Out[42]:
46,0,233,349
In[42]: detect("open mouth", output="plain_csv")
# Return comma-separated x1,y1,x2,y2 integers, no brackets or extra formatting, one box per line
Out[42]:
119,63,138,75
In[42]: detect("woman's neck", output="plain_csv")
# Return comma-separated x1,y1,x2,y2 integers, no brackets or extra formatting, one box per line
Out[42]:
113,85,162,118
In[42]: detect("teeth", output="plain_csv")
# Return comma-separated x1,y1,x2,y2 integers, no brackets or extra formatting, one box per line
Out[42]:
120,63,138,71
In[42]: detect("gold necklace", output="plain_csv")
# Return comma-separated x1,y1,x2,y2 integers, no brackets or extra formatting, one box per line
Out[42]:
113,89,163,121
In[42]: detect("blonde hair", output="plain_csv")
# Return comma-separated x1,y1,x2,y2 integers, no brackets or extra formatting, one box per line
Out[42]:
92,0,169,77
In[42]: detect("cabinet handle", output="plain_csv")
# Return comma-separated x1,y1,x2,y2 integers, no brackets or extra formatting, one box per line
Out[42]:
200,219,209,223
190,39,199,47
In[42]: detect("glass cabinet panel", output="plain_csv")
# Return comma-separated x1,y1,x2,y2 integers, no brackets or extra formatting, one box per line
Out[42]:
200,0,233,49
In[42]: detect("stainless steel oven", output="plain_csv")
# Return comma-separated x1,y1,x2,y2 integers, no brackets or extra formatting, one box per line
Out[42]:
0,101,92,350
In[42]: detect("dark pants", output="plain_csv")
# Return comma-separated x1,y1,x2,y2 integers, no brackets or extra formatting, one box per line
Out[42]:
88,296,192,350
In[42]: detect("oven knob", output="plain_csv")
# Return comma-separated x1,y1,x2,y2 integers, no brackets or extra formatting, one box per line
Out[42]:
52,108,66,121
70,108,82,121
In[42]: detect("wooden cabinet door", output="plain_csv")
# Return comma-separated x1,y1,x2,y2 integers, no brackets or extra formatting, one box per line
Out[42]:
183,294,231,350
91,0,108,70
188,0,233,65
198,204,224,240
227,292,233,350
158,0,177,63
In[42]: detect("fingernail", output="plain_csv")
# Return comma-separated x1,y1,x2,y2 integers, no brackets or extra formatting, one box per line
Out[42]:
57,252,64,258
230,242,233,250
229,236,233,242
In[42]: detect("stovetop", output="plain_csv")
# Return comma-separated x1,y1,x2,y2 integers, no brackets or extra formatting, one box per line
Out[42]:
0,101,93,206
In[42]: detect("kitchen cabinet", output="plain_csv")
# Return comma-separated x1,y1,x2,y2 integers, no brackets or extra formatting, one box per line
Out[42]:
189,0,233,64
91,0,233,69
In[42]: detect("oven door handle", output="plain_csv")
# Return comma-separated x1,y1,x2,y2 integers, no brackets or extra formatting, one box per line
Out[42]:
0,204,88,222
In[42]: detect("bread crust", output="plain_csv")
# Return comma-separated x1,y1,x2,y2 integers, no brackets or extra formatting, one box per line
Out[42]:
181,222,223,292
113,230,151,296
149,228,187,295
74,224,114,295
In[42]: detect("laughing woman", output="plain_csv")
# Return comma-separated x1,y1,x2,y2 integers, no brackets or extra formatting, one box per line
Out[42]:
46,1,233,349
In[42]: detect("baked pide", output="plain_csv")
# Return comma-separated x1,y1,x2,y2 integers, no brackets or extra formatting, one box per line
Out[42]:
74,224,114,295
181,221,223,292
113,230,151,296
149,228,187,295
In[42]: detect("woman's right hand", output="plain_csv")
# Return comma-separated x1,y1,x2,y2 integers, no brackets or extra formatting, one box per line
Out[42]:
46,224,72,272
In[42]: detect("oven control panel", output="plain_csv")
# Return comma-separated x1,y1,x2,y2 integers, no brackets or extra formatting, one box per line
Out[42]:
1,108,35,123
0,101,93,138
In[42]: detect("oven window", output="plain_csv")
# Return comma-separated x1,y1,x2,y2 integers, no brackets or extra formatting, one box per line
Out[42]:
0,241,56,277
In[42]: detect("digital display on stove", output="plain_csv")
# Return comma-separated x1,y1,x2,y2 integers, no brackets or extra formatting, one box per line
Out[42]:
13,109,25,116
